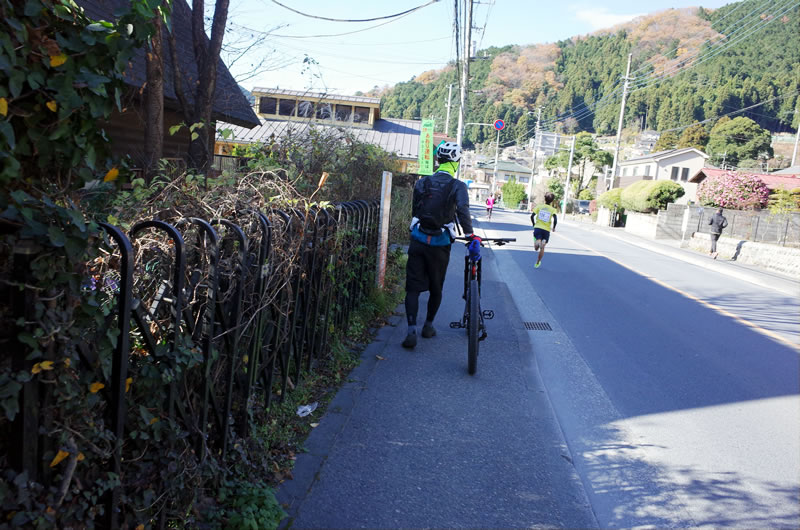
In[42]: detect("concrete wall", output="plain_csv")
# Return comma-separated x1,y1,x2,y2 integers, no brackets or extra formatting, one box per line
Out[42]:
655,203,687,240
624,211,658,239
686,233,800,277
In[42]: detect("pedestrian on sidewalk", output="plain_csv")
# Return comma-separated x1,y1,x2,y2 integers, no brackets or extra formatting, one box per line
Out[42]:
403,142,477,349
486,195,495,220
531,192,558,269
708,207,728,259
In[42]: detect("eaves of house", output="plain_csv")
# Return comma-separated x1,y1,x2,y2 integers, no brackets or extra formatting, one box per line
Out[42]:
619,147,709,165
75,0,259,129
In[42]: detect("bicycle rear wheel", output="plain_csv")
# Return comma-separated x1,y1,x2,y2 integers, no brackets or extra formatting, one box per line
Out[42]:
467,279,479,375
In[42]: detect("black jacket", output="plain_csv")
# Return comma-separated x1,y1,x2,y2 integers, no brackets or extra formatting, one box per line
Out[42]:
708,212,728,234
412,170,474,235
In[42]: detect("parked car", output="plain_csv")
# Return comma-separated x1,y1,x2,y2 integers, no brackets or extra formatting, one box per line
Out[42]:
577,200,590,214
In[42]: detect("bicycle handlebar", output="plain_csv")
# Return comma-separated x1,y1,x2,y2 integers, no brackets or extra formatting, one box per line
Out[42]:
454,236,516,246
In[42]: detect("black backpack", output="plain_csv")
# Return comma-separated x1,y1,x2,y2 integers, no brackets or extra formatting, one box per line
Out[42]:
416,173,456,235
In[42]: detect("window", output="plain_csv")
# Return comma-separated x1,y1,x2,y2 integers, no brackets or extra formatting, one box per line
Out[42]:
644,165,651,176
670,167,679,181
519,177,529,184
297,100,314,118
353,106,370,123
335,104,352,122
259,97,277,115
316,103,333,120
681,167,689,181
633,166,639,176
622,167,628,176
278,99,296,116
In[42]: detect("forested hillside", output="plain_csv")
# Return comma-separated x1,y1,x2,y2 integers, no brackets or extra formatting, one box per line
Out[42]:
370,0,800,149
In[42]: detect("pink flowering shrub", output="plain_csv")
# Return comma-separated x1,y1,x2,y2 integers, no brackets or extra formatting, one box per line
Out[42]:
696,171,770,209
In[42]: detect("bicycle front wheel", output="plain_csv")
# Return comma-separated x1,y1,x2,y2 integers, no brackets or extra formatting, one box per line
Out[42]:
467,279,479,375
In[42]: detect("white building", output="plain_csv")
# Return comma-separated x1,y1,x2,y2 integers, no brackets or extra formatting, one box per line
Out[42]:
613,147,709,202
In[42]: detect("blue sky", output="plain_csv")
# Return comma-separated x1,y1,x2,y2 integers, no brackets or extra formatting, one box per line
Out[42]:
225,0,732,96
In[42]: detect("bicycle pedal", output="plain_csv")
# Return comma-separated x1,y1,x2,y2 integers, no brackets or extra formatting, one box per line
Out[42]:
481,310,494,319
449,321,463,329
479,331,488,341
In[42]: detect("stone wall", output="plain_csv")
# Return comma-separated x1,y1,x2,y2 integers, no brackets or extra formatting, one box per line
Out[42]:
686,233,800,277
624,211,658,239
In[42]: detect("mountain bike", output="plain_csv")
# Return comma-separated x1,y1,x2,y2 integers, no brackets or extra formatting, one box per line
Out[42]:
450,236,515,375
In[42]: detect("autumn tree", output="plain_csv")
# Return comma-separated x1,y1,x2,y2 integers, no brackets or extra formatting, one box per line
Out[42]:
653,131,678,152
677,123,709,150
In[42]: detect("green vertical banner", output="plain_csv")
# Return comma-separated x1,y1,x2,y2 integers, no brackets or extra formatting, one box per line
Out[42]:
418,119,435,175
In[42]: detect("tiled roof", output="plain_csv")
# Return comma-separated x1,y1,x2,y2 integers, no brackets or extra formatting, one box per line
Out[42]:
76,0,259,128
475,160,532,173
689,168,800,191
620,147,708,164
774,165,800,175
252,87,380,106
216,117,422,160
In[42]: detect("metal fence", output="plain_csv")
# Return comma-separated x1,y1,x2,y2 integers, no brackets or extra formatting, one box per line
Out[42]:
7,200,380,526
691,206,800,247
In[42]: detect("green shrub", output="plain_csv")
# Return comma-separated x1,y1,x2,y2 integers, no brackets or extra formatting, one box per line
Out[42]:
501,178,526,209
597,188,623,210
621,180,685,212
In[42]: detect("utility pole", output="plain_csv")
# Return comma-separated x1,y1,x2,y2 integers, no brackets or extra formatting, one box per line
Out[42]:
722,151,728,169
562,135,576,215
456,0,473,155
527,107,542,202
792,107,799,167
610,53,633,182
444,83,454,137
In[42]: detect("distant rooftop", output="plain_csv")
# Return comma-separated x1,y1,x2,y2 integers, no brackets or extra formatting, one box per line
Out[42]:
251,87,380,106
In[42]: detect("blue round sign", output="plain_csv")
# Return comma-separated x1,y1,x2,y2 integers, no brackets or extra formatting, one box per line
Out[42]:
493,119,505,131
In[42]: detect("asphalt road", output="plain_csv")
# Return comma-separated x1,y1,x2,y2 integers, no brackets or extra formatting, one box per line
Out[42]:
483,207,800,528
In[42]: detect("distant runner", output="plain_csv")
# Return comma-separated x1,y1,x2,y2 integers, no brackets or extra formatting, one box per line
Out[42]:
530,192,558,269
486,195,495,220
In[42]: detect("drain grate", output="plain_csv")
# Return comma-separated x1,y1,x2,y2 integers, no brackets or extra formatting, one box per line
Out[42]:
524,321,552,331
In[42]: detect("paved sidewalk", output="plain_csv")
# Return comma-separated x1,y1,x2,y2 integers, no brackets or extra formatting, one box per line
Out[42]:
276,240,597,528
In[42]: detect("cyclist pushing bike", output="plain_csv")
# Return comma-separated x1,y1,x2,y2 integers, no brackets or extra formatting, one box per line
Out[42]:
403,141,479,349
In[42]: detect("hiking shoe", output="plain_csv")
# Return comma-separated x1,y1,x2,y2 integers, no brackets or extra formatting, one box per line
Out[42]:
402,332,417,349
534,261,541,269
421,324,436,338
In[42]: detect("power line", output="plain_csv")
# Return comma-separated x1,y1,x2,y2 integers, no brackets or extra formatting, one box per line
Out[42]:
270,0,441,23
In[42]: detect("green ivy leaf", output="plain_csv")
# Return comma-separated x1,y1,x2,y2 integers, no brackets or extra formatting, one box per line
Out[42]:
168,124,182,136
48,225,66,247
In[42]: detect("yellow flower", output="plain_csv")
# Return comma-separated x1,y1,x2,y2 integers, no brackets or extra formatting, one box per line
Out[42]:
49,54,67,67
63,358,71,368
89,382,105,393
126,377,132,393
149,417,159,425
46,100,57,112
76,452,85,462
31,361,55,374
49,450,69,467
103,167,119,182
0,98,7,117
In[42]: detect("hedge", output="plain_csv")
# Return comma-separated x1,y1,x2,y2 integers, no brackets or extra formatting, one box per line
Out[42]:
620,180,685,212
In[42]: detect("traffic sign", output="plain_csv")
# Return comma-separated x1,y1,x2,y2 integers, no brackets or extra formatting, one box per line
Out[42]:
493,119,505,130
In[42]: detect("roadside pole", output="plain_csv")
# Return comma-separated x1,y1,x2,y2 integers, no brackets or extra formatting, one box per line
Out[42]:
610,53,633,181
562,135,575,215
376,171,392,288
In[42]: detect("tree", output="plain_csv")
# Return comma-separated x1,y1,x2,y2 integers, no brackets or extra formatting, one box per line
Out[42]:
677,123,709,150
144,10,166,178
706,117,773,167
696,171,770,209
546,178,564,207
571,132,612,196
168,0,231,173
501,178,526,208
653,131,679,152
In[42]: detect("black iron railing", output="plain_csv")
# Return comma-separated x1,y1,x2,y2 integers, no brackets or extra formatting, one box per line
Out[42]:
7,199,380,526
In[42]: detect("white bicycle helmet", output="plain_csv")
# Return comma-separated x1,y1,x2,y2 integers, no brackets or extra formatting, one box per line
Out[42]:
436,141,462,163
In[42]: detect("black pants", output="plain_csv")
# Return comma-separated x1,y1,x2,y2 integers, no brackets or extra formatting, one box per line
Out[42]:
710,232,721,253
405,239,451,326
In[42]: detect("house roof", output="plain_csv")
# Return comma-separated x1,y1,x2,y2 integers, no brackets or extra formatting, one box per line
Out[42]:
252,87,381,106
76,0,259,128
475,160,533,174
216,117,423,160
620,147,708,165
689,168,800,191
